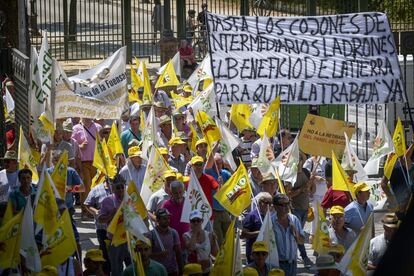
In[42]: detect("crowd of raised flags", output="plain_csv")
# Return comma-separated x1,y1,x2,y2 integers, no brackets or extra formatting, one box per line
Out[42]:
0,31,411,276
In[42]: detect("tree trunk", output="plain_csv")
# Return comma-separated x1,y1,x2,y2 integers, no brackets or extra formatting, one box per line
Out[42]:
68,0,77,41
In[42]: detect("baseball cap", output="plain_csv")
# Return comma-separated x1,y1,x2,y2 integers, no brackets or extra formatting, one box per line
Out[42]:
85,249,106,262
252,241,269,253
311,254,338,271
128,146,142,158
169,137,186,146
158,147,169,155
156,208,171,218
38,265,58,276
2,150,17,160
269,269,285,276
183,84,193,93
243,267,259,276
159,115,172,125
163,170,177,179
381,213,399,228
191,155,204,165
189,209,203,221
261,173,276,183
195,138,207,147
329,205,344,216
353,182,370,194
183,263,202,276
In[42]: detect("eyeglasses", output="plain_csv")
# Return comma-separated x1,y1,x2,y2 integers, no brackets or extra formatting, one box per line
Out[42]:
115,185,125,191
190,219,202,223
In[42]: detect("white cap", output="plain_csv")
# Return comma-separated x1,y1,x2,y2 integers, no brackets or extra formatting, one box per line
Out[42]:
189,209,203,221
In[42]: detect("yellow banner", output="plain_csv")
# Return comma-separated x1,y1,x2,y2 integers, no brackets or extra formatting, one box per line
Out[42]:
299,114,355,158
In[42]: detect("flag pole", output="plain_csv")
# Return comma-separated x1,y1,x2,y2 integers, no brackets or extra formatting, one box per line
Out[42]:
125,231,137,276
148,218,165,251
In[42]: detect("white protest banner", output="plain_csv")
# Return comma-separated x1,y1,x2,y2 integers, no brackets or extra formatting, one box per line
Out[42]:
54,47,128,119
207,13,405,104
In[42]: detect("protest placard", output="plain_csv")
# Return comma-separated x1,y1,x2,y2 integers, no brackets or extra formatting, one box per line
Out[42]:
54,47,128,119
207,12,405,104
298,114,355,158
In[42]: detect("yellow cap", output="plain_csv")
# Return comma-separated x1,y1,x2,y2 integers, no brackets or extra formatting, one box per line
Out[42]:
183,263,203,275
243,267,259,276
163,170,177,179
354,182,370,194
182,176,190,182
252,241,269,253
191,155,204,165
39,265,58,276
330,205,345,216
183,84,193,93
158,147,169,155
128,146,142,157
269,268,285,276
85,249,106,262
169,137,186,146
136,237,152,248
195,138,207,147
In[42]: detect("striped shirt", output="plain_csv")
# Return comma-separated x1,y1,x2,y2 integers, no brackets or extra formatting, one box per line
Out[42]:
271,213,304,262
84,183,112,230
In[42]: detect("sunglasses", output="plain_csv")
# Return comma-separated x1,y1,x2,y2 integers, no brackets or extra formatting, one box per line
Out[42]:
190,219,202,223
114,185,125,191
193,163,203,167
253,252,268,256
275,203,289,207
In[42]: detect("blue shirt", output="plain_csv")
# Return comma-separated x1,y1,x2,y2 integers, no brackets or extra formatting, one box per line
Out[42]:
119,161,146,192
47,166,82,209
205,168,231,210
243,209,264,262
271,213,304,262
344,200,373,234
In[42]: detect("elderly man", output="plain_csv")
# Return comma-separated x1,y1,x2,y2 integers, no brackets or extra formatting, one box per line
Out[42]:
184,138,208,176
147,170,177,221
328,205,356,252
368,213,399,271
248,158,263,196
242,192,272,263
260,173,278,196
62,119,81,172
168,137,188,174
161,180,189,249
158,115,173,148
272,194,305,276
119,146,146,192
0,150,19,216
40,124,74,166
247,241,275,276
344,182,373,234
121,112,141,157
98,174,130,275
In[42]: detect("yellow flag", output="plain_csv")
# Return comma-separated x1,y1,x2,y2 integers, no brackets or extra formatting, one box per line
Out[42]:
131,64,143,92
127,181,148,219
18,126,39,183
38,112,54,134
1,200,13,226
107,203,127,246
214,163,252,216
210,219,236,276
202,78,213,90
128,88,141,103
0,210,23,269
40,209,77,267
230,104,253,132
384,153,398,179
107,121,124,157
257,96,280,138
51,150,68,199
171,91,193,110
275,170,286,195
91,170,106,189
93,133,116,178
393,118,406,157
141,61,153,102
155,59,180,89
332,151,355,199
34,172,59,236
195,111,221,149
189,123,200,153
312,203,331,254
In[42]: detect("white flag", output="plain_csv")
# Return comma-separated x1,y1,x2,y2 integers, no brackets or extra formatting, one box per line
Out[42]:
338,214,373,276
364,121,395,175
141,107,159,160
257,134,274,177
140,147,169,205
158,52,181,77
187,55,212,89
38,32,53,104
20,197,42,272
274,136,300,186
249,103,266,129
188,83,217,118
4,87,15,113
181,168,212,228
123,197,149,243
342,133,368,182
256,210,279,267
216,119,240,171
29,46,51,143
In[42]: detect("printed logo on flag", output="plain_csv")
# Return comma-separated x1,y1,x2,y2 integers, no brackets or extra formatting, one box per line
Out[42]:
226,176,248,204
